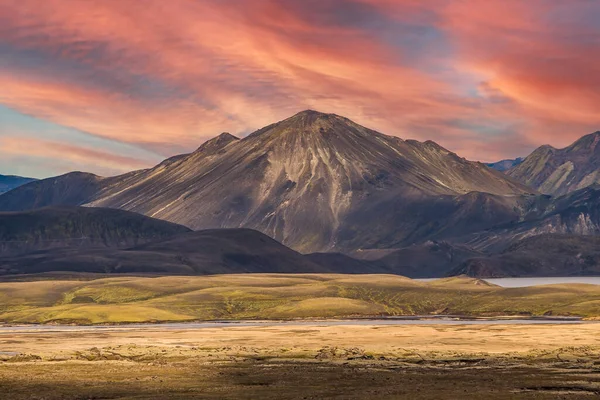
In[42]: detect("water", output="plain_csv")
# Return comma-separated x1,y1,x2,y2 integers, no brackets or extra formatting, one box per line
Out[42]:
485,277,600,288
0,317,591,334
417,277,600,288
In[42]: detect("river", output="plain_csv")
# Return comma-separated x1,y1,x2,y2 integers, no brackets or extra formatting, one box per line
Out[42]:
0,316,593,333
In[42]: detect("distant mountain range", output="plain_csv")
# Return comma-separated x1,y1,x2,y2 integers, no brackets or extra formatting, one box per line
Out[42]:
1,110,600,278
486,158,523,172
0,174,36,194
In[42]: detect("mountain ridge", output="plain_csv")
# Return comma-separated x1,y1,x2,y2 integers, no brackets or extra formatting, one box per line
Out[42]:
508,131,600,195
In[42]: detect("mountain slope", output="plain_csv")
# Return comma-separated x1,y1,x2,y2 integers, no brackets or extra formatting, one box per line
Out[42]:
452,234,600,277
0,172,104,211
452,186,600,253
0,134,239,212
0,206,191,256
508,131,600,195
0,229,327,275
0,174,37,194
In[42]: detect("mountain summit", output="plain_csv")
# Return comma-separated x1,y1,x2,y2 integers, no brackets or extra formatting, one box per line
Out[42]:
508,131,600,195
0,110,532,252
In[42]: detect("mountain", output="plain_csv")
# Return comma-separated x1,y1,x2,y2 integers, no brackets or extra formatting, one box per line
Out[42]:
452,234,600,278
459,186,600,252
0,174,37,194
0,110,534,253
0,172,103,211
348,185,600,277
0,229,330,276
352,241,482,278
486,158,523,172
0,206,191,256
508,131,600,195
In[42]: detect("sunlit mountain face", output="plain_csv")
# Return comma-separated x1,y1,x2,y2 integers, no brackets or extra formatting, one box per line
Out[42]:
1,0,599,178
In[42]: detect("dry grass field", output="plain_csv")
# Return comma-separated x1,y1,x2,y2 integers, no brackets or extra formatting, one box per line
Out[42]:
0,274,600,324
1,323,600,399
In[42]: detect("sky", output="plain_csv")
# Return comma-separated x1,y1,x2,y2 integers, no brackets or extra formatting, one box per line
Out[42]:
0,0,599,178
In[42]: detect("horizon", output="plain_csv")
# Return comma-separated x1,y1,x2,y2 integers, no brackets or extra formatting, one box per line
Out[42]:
1,1,599,179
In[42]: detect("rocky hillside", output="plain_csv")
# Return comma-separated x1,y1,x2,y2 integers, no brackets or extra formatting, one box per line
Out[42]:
0,206,191,256
508,131,600,195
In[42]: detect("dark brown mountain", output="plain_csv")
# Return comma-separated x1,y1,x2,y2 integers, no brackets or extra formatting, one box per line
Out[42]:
452,234,600,278
508,131,600,195
0,174,37,194
0,229,330,276
0,206,191,256
0,110,533,253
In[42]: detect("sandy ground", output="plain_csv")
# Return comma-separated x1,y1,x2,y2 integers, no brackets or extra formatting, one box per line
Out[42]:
2,322,600,357
1,323,600,399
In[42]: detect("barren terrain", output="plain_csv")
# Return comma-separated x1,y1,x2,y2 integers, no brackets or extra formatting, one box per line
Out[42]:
1,322,600,399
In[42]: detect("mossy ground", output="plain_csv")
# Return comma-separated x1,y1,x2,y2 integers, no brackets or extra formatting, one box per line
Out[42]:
1,274,600,324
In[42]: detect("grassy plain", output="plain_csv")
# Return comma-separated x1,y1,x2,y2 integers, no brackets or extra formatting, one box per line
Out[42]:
1,274,600,323
1,323,600,399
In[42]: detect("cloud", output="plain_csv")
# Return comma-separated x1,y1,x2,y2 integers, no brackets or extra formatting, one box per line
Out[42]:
438,0,600,148
0,0,599,175
0,136,153,177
